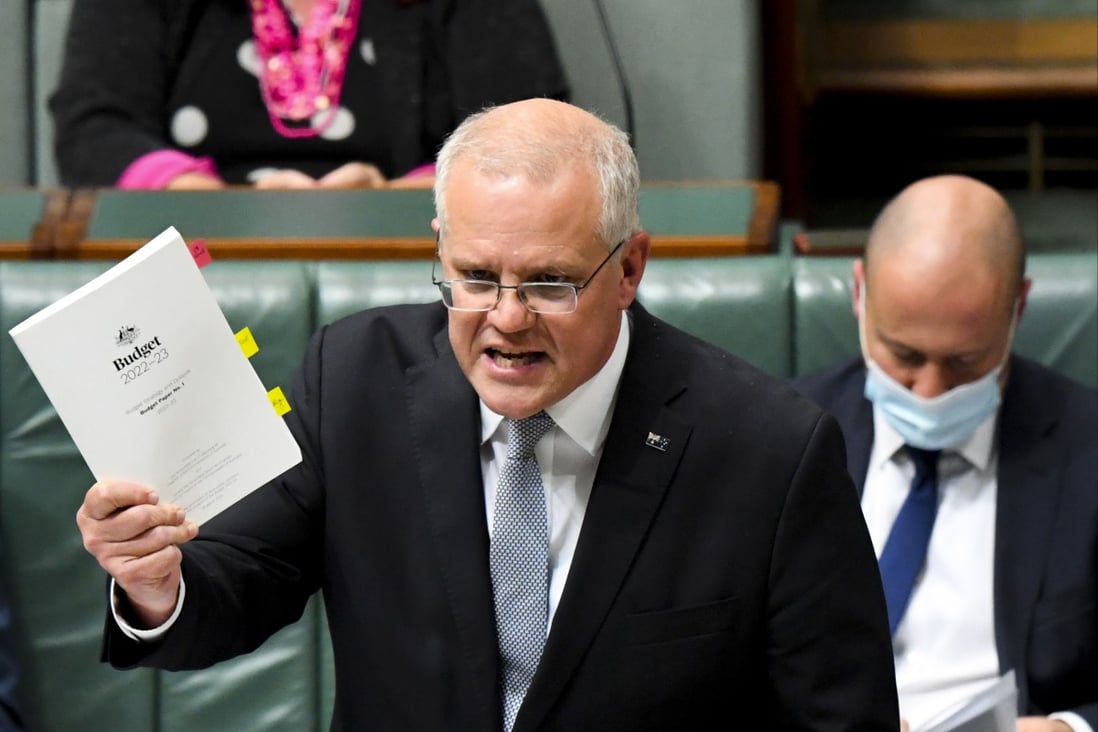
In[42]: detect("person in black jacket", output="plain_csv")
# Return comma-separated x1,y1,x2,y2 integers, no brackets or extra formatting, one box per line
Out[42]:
50,0,568,190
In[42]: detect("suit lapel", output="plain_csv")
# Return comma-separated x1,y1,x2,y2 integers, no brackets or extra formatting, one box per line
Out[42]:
518,307,691,729
831,367,875,492
405,326,500,727
992,359,1061,708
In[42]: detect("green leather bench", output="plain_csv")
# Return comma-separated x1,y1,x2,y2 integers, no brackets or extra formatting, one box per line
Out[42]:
316,256,795,377
0,262,325,732
792,253,1098,387
0,251,1094,731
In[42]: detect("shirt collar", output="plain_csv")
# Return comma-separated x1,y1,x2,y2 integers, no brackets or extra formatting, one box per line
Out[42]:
480,310,631,455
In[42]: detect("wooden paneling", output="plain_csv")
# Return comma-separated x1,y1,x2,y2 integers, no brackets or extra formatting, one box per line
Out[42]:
813,18,1098,98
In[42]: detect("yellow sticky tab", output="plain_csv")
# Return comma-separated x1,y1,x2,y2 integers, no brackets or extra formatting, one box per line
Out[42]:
268,386,291,416
235,327,259,358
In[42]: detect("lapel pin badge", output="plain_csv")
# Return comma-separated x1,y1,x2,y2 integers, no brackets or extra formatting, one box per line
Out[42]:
645,431,670,452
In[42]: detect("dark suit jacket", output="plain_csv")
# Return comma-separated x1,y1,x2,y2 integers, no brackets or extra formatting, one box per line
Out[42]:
106,303,900,731
795,356,1097,726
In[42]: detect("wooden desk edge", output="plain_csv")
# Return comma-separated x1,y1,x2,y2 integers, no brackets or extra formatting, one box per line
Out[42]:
0,243,40,260
793,231,868,257
64,234,769,260
815,66,1098,99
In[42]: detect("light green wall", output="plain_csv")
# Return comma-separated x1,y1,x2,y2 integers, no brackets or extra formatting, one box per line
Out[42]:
0,1,30,185
539,0,762,181
33,0,72,187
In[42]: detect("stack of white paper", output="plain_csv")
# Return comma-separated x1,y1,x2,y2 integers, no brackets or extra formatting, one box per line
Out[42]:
9,226,302,525
918,671,1017,732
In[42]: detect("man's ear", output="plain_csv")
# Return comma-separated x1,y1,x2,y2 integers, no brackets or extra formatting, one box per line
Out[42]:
618,232,651,307
1017,276,1032,319
431,218,440,234
852,259,866,318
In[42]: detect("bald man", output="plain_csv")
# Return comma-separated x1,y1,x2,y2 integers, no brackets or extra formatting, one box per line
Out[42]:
796,175,1097,732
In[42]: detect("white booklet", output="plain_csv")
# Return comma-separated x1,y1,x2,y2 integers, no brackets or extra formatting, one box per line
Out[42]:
917,671,1017,732
9,226,302,525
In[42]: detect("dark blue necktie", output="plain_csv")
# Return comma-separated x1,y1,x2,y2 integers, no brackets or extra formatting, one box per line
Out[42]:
878,446,942,635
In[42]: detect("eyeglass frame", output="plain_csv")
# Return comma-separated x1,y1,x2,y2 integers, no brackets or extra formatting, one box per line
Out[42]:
431,237,627,314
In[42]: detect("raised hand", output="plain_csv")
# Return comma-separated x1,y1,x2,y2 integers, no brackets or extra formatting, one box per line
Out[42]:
76,481,197,628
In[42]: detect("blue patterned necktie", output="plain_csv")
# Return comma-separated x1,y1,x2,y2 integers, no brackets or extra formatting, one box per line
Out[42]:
490,411,554,731
878,445,942,635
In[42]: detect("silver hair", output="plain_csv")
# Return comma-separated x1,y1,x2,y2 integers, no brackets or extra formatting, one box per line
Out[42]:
434,104,640,252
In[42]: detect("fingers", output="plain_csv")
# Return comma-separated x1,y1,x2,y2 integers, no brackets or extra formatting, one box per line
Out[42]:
79,480,157,521
109,543,185,593
386,172,435,190
252,163,390,189
166,171,225,190
317,162,387,189
76,481,197,591
254,169,318,189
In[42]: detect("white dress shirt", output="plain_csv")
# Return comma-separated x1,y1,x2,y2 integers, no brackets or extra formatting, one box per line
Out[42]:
480,311,630,629
862,406,1092,732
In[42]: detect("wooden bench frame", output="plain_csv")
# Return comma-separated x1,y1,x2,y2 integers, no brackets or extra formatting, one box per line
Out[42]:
0,181,781,260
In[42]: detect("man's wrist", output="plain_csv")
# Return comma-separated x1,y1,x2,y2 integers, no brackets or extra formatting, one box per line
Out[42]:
109,577,186,642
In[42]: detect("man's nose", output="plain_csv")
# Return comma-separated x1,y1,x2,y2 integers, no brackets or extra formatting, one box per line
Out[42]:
488,287,535,331
909,365,951,399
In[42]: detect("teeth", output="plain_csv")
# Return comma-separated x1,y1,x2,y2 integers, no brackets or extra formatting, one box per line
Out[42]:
492,350,537,367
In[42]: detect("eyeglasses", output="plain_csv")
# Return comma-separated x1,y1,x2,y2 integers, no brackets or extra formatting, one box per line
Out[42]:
432,239,626,314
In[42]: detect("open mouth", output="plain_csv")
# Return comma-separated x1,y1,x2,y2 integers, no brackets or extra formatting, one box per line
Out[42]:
488,348,543,368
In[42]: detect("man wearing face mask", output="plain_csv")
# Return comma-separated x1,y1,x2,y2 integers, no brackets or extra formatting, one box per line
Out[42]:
795,175,1096,732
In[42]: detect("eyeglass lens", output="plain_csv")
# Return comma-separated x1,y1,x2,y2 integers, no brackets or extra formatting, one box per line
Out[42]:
446,281,577,313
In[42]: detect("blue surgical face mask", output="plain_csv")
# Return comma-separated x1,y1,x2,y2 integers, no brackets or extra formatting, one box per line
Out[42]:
858,284,1017,450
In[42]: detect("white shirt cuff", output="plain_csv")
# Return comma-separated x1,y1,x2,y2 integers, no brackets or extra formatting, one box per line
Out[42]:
109,576,186,642
1050,711,1094,732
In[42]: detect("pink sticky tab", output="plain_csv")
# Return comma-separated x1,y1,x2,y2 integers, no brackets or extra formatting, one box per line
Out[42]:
190,239,213,268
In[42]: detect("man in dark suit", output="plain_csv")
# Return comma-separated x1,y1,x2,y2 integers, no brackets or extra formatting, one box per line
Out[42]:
796,175,1096,732
76,99,899,730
